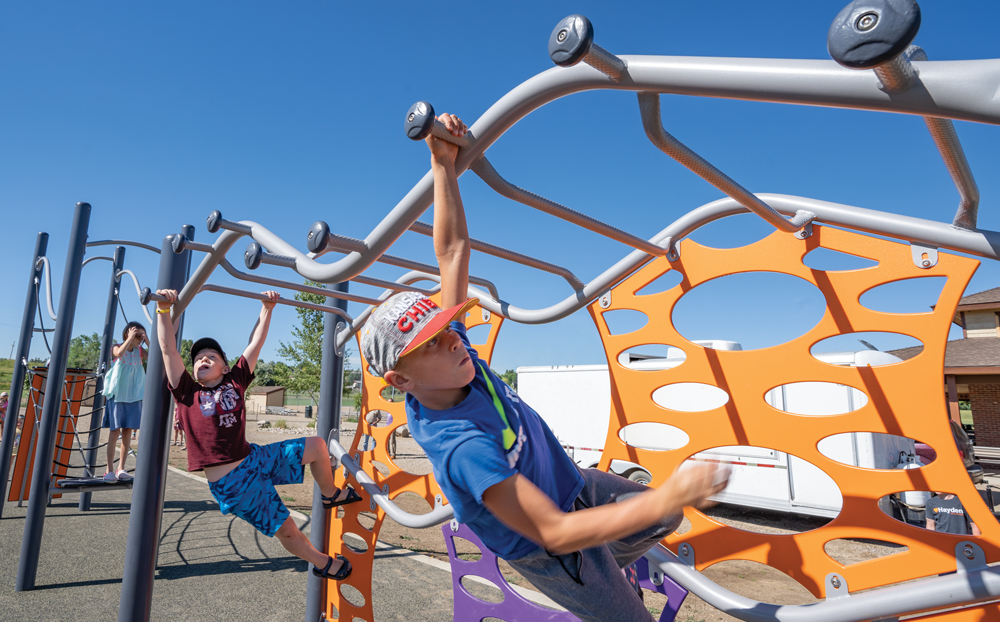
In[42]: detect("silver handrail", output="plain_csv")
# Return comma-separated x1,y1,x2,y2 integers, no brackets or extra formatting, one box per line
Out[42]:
86,239,162,254
117,269,155,324
34,256,58,321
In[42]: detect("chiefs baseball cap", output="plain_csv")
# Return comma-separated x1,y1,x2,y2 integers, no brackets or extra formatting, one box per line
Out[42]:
190,337,227,364
360,292,478,378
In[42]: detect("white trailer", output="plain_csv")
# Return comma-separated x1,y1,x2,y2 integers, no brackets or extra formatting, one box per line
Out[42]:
517,343,913,518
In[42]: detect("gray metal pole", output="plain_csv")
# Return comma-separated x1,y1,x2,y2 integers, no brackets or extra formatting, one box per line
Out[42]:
16,203,91,591
79,245,125,511
305,282,349,622
117,233,189,622
154,223,193,572
0,232,49,519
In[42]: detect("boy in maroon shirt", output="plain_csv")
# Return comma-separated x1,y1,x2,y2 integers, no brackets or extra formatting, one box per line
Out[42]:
155,288,360,581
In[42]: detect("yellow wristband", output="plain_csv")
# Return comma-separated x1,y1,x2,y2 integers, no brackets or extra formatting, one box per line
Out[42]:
156,307,171,314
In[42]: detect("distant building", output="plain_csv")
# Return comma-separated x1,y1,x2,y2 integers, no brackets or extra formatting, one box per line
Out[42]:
891,287,1000,446
246,386,286,413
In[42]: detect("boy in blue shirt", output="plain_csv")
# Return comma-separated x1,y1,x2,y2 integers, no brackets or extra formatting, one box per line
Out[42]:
360,113,728,622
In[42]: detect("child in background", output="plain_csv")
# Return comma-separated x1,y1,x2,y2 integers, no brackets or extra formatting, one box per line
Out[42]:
172,407,186,448
0,391,8,440
103,322,148,482
155,289,362,581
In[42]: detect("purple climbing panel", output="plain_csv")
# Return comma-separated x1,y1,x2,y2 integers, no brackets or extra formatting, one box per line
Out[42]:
442,522,688,622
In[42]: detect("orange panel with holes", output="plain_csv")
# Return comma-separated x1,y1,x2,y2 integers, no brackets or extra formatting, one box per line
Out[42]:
590,225,997,614
323,297,503,622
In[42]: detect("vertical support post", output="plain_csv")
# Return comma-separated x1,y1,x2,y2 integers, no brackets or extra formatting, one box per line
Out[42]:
154,223,194,571
946,374,962,426
117,232,190,622
0,232,49,519
305,282,349,622
16,203,91,591
79,246,125,511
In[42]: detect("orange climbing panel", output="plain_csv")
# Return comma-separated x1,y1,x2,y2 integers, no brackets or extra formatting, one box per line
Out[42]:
8,368,92,502
323,296,504,622
589,225,995,614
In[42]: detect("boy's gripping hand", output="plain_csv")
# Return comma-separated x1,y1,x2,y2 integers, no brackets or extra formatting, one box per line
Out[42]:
156,289,178,310
261,290,280,309
426,113,467,165
659,463,730,511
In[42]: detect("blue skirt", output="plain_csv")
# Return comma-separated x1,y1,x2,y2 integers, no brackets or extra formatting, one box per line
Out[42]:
103,396,142,430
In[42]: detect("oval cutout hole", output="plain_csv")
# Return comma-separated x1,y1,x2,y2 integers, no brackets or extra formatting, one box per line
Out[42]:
617,344,686,370
635,270,684,296
818,433,925,470
687,213,776,249
601,309,648,336
343,532,369,554
879,491,979,536
450,536,483,562
859,277,947,314
465,323,492,345
340,583,366,608
673,272,826,351
390,491,434,517
364,409,394,427
701,560,818,604
824,538,907,566
460,576,505,604
619,423,690,451
804,247,878,272
379,386,405,403
358,434,377,452
766,382,868,416
689,445,842,526
811,332,922,365
356,511,376,531
653,383,729,412
370,460,391,477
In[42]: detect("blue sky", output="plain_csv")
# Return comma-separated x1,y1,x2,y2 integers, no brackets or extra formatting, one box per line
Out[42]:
1,1,998,375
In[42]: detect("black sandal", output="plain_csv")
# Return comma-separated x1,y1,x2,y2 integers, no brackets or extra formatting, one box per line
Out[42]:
312,554,352,580
322,486,362,509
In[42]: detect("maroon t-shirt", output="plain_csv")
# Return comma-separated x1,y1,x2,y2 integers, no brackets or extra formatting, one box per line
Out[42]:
169,356,253,472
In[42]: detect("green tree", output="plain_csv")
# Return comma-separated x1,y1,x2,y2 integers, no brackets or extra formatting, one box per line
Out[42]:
67,333,101,370
180,338,193,373
495,369,517,391
277,282,327,406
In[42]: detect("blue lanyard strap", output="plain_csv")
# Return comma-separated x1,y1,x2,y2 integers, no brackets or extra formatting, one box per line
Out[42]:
477,362,517,450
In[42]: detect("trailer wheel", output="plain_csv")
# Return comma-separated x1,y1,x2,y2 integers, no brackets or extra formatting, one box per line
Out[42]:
627,470,652,486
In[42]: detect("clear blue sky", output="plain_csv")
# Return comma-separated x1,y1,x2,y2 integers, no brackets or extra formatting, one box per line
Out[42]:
1,1,998,374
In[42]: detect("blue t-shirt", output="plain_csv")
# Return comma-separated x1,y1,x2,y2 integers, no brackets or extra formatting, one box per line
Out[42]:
406,322,585,560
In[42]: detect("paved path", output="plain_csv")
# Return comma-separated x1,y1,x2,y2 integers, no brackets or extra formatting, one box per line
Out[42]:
0,465,464,621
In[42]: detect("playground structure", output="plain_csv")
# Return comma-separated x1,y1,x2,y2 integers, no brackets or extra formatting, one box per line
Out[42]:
9,0,1000,620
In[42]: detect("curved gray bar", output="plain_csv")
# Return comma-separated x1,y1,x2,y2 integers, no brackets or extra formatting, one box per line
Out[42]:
34,256,58,321
644,544,1000,622
116,269,155,324
86,239,162,254
218,258,381,306
328,437,454,529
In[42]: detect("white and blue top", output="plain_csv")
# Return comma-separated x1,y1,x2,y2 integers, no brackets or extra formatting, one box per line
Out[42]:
103,345,146,404
405,322,585,560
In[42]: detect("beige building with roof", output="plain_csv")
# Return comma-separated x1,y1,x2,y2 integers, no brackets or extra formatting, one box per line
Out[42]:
892,287,1000,448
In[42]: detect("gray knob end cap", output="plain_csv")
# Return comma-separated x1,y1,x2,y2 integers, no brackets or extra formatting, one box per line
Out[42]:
244,241,263,270
139,287,152,306
828,0,920,68
549,15,594,67
171,234,187,255
306,221,331,253
405,102,436,141
207,210,222,233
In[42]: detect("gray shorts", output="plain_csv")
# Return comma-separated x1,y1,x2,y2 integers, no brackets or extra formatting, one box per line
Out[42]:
506,467,682,622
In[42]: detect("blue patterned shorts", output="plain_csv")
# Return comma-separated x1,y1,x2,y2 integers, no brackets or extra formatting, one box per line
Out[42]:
208,438,306,537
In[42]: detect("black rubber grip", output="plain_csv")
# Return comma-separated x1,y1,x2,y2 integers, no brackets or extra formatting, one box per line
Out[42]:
405,101,436,141
244,241,264,270
828,0,920,69
139,287,152,306
170,234,187,255
549,15,594,67
207,210,222,233
307,221,331,254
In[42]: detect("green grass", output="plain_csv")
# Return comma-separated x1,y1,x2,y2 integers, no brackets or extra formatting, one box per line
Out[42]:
274,419,288,429
961,408,973,426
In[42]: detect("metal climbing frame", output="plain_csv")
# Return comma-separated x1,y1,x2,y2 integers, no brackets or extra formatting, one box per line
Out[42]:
107,0,1000,620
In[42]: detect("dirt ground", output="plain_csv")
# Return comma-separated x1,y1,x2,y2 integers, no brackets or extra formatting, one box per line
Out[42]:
162,422,957,621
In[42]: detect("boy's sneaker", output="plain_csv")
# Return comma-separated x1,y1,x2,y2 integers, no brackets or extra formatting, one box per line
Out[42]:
103,471,118,482
116,470,133,482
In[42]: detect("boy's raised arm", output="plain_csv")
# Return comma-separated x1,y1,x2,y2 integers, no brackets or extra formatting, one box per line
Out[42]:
155,290,186,389
242,291,279,373
428,113,471,316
